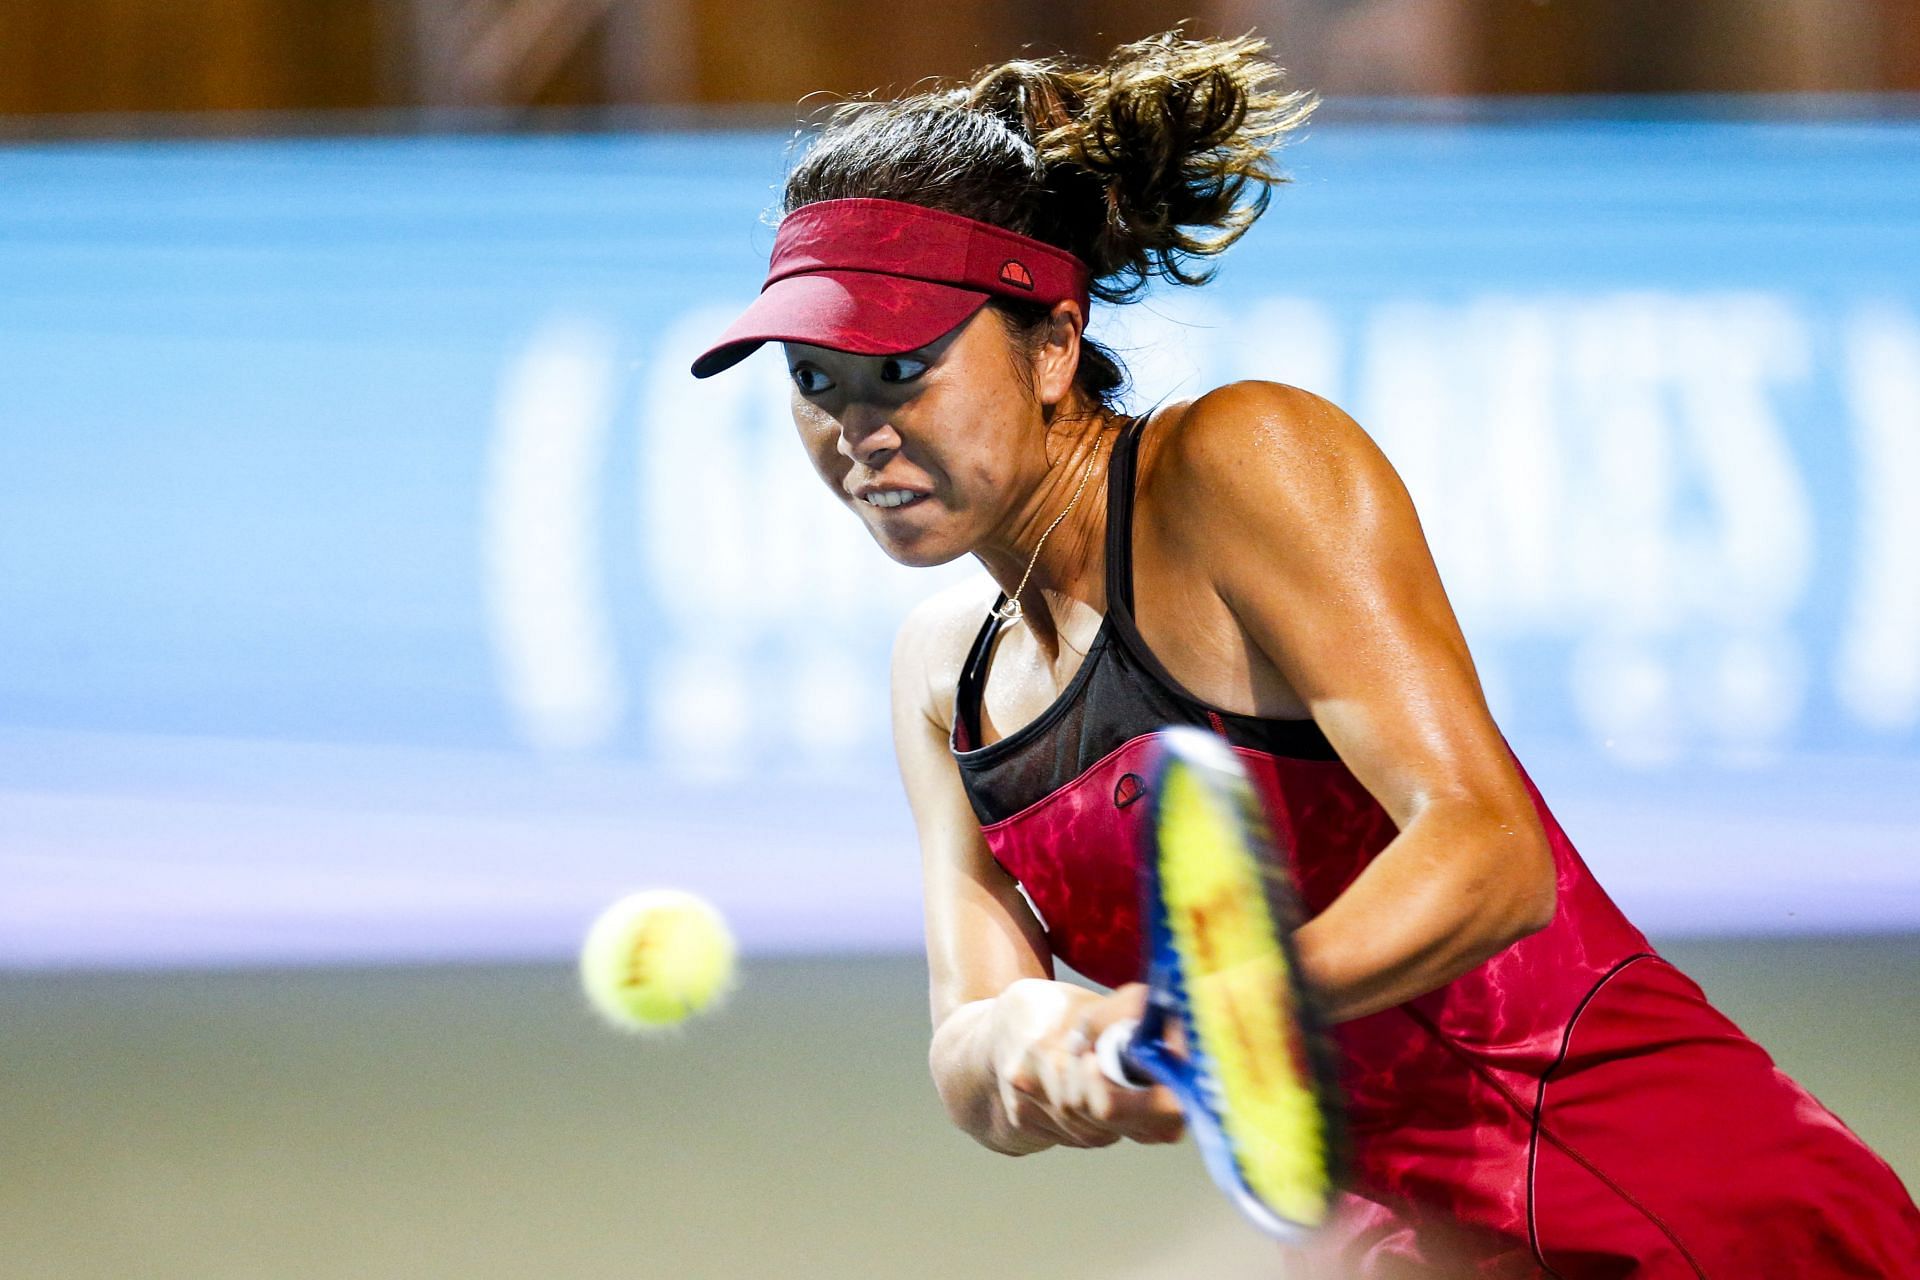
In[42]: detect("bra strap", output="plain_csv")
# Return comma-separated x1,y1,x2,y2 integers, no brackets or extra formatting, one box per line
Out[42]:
1103,413,1147,617
952,595,1007,752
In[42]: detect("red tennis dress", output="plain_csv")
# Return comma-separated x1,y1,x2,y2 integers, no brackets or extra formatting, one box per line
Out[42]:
948,415,1920,1277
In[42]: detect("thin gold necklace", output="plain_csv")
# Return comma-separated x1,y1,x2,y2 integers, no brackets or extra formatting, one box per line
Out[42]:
992,431,1107,627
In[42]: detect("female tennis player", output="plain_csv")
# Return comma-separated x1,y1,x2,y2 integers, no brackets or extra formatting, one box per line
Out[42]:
691,33,1920,1277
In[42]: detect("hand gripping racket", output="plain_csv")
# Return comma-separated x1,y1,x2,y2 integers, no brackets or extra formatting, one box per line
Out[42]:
1094,725,1345,1239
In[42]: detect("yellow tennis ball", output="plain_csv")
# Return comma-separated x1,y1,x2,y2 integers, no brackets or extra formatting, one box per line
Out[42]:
579,890,736,1033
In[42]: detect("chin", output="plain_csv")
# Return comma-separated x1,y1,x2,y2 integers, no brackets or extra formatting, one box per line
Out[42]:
868,526,967,569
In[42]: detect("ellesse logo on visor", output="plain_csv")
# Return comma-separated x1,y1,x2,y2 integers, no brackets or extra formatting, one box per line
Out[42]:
998,260,1035,290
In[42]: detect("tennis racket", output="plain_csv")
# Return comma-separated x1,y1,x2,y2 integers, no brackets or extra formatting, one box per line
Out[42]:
1094,725,1344,1239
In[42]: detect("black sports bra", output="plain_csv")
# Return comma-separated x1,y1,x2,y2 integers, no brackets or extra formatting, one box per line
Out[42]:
950,411,1338,828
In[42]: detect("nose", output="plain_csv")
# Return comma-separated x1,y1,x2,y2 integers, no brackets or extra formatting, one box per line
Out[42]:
837,406,901,469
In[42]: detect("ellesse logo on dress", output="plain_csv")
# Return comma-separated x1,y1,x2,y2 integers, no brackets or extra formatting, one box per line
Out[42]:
1113,772,1147,809
998,260,1035,290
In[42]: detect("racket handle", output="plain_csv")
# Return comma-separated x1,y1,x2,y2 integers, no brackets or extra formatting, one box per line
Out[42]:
1095,1018,1150,1089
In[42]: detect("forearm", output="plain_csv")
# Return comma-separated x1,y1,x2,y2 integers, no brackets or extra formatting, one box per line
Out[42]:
1292,798,1556,1024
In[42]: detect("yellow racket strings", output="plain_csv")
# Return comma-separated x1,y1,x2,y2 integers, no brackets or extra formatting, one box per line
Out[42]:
1157,764,1334,1227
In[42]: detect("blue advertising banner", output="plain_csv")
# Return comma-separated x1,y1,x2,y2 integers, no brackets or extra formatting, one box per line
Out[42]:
3,113,1918,967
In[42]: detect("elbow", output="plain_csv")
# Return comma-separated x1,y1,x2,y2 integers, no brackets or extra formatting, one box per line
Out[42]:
1419,790,1562,954
1509,863,1557,941
1497,820,1558,944
1446,794,1557,953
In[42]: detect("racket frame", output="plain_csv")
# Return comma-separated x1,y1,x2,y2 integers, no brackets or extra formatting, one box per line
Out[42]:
1117,725,1348,1240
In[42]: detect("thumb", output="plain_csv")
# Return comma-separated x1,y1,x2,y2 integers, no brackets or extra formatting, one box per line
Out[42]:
1072,983,1149,1052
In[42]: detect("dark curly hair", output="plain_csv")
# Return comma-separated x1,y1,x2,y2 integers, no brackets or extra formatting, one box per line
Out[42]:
781,32,1315,407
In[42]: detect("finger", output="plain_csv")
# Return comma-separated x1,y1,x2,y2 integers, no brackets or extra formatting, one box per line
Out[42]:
1059,1128,1121,1151
1036,1054,1143,1148
1166,1014,1190,1058
1042,1067,1123,1148
1010,1051,1116,1148
999,1056,1041,1135
1130,1087,1187,1144
1036,1048,1110,1147
1090,1073,1187,1144
1077,984,1150,1045
1000,1088,1080,1146
1057,1043,1090,1116
1032,1046,1058,1106
1049,1115,1122,1149
1033,1093,1120,1148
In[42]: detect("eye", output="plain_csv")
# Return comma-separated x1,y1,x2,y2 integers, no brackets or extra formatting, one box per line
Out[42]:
789,364,833,394
879,356,929,384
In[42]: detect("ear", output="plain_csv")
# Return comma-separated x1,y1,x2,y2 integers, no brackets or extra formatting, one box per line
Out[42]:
1033,299,1086,408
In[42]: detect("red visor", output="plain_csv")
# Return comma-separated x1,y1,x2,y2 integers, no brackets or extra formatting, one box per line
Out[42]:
690,197,1092,378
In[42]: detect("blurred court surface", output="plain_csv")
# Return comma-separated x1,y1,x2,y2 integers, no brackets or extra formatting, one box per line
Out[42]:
4,936,1914,1280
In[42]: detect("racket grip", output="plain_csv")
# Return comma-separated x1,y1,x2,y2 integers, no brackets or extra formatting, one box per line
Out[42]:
1094,1018,1149,1089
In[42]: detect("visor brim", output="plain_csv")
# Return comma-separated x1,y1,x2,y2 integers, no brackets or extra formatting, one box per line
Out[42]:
690,270,994,378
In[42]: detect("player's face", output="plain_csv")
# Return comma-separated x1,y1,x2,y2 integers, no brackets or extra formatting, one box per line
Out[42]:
784,308,1051,568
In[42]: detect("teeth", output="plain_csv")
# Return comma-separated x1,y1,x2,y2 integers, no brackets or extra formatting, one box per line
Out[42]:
865,491,919,509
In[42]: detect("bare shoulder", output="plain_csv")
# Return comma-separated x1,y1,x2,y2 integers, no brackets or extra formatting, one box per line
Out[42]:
1145,380,1400,526
891,574,1001,732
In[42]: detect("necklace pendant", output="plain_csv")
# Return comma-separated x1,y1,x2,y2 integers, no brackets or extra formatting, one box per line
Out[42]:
992,597,1024,625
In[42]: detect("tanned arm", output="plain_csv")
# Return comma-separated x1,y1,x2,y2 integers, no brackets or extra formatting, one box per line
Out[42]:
1157,381,1557,1023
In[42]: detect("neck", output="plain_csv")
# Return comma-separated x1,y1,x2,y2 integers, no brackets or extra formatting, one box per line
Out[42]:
976,406,1124,654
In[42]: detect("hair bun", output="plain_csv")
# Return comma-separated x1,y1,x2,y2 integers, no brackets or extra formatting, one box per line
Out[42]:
967,33,1315,302
966,60,1081,143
